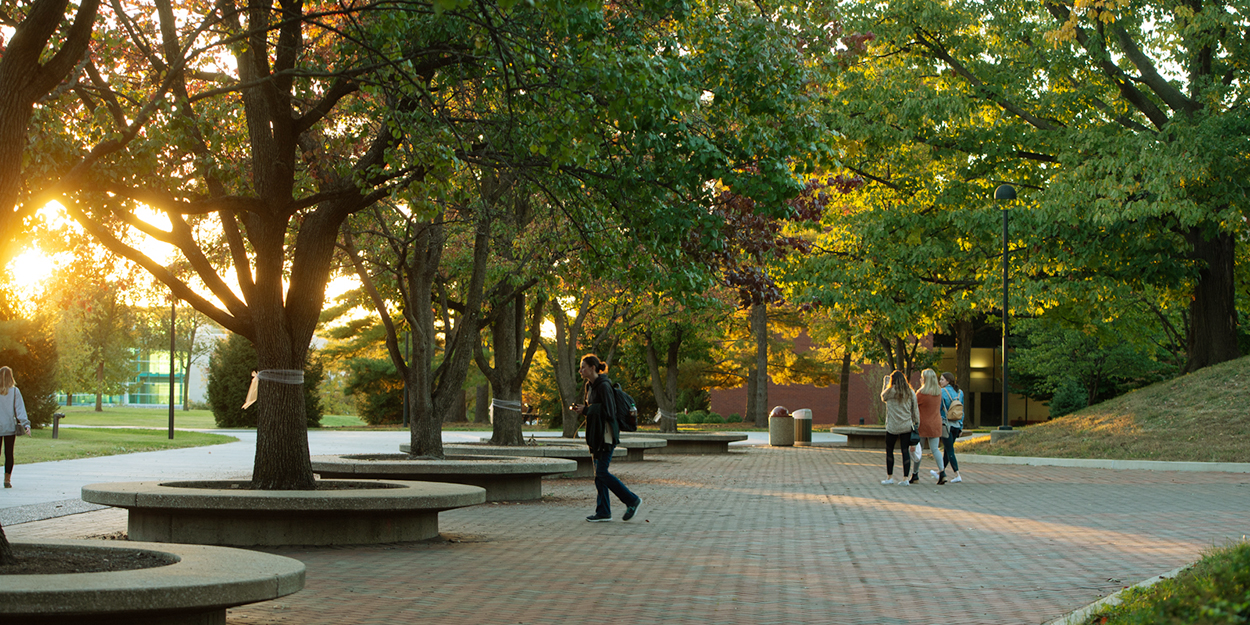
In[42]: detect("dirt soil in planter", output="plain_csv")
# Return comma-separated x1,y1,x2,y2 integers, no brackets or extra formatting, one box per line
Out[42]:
0,545,178,575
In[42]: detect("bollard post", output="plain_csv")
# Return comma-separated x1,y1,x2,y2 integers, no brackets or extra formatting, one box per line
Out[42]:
52,412,65,439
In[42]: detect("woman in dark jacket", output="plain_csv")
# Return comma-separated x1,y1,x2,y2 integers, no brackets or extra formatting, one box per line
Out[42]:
572,354,641,522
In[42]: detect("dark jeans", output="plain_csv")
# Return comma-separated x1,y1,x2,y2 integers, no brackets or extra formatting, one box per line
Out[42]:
3,434,14,474
593,445,639,518
884,431,911,477
942,426,962,473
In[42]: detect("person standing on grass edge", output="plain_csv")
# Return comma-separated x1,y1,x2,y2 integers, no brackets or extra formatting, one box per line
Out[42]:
0,366,31,488
571,354,641,522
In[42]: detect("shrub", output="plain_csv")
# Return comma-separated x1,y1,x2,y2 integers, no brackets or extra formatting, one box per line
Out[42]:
725,413,743,423
704,414,725,424
0,315,59,428
207,332,323,428
687,410,707,424
1048,377,1088,417
342,357,402,425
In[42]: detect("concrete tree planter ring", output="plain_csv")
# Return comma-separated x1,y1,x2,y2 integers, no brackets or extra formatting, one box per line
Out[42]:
310,454,576,502
0,539,304,625
626,433,749,454
80,479,486,547
419,444,626,478
482,437,668,462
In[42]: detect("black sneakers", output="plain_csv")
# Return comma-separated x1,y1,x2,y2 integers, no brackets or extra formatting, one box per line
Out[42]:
586,514,612,522
623,501,641,521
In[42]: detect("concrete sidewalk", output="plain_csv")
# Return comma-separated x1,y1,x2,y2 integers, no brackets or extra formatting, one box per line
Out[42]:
7,444,1247,624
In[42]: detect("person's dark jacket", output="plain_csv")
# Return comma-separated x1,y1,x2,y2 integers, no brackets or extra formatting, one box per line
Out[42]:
583,375,620,454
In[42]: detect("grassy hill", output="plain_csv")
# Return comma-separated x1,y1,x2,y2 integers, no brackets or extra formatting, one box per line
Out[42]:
958,355,1250,463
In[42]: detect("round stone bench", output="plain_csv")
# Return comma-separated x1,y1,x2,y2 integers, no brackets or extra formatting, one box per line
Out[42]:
421,443,625,478
829,426,890,449
81,479,485,547
626,432,748,454
311,454,576,502
485,437,668,462
0,539,304,624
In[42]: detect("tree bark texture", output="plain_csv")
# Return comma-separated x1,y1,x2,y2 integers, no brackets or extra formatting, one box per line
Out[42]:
1183,228,1240,373
475,385,490,424
836,350,851,426
644,329,682,434
545,296,593,438
0,0,100,261
751,302,769,428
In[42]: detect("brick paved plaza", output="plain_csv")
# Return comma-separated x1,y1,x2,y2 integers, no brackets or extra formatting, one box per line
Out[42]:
9,445,1249,624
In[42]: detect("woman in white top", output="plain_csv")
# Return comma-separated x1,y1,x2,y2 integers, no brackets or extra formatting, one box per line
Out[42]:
0,366,31,488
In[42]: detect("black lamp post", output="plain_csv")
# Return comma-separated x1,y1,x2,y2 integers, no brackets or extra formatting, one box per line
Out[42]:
169,295,176,440
994,184,1016,430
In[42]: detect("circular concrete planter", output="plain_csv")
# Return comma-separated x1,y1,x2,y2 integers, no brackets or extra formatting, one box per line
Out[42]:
626,432,749,454
311,454,576,502
413,443,626,478
486,437,667,462
81,479,485,547
0,539,304,625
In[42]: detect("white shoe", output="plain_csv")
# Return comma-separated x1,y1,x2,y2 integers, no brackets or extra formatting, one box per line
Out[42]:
951,476,962,483
881,478,897,485
929,470,939,479
897,480,910,486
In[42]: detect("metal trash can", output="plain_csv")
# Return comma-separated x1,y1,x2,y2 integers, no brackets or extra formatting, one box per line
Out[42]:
792,409,812,446
768,406,794,447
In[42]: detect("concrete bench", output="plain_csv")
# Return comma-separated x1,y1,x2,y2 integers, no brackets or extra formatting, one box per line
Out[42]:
0,539,304,624
82,479,485,547
423,443,626,478
489,436,668,462
626,432,748,454
312,453,575,502
829,426,891,449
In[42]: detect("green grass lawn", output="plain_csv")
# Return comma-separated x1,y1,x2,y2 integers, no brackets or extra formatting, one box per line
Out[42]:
13,427,238,464
957,355,1250,463
1081,541,1250,624
56,405,367,429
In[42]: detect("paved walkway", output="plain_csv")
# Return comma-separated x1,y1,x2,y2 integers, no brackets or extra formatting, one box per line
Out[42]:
6,441,1248,624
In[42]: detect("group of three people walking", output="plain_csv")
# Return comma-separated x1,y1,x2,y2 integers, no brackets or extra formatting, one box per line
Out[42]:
881,368,964,486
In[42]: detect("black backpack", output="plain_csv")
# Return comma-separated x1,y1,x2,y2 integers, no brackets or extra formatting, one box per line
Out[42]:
610,382,639,432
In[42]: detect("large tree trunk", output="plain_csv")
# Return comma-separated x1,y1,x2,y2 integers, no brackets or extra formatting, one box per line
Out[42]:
475,385,489,424
836,349,851,426
750,302,769,427
480,293,544,445
644,329,682,433
0,523,11,565
744,367,757,425
955,320,973,392
545,296,592,438
1183,228,1240,373
0,0,100,262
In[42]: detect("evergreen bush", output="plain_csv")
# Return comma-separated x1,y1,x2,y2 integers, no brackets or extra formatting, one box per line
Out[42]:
206,332,324,428
726,413,743,423
1048,377,1088,417
343,357,402,425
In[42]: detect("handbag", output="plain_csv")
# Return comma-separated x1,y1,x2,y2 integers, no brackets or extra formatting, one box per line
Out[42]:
11,392,24,436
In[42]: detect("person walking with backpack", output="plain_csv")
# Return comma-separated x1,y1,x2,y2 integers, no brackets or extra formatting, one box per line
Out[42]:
930,371,965,483
571,354,641,522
